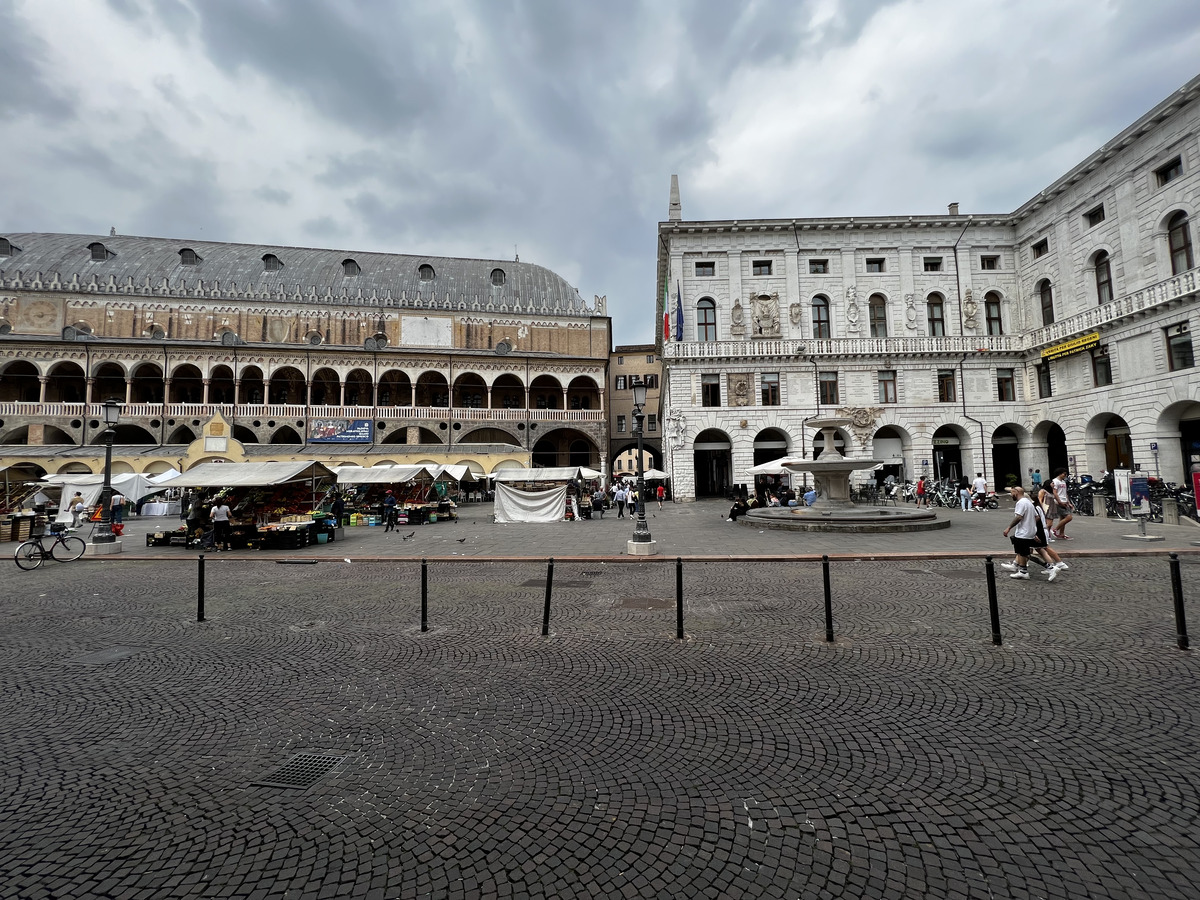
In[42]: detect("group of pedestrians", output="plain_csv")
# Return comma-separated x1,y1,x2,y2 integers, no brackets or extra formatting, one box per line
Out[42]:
1002,467,1076,581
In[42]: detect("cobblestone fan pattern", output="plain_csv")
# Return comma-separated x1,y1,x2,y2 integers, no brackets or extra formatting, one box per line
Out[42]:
2,557,1199,899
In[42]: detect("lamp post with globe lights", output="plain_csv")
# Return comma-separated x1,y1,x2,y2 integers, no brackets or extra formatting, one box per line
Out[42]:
93,399,122,545
627,379,657,555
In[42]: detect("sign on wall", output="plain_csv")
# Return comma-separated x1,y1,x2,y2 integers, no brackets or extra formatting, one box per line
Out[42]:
1041,332,1099,361
308,419,374,443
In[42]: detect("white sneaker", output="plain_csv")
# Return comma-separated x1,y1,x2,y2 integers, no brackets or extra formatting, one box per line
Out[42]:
1056,562,1069,570
726,518,733,522
1000,562,1018,571
1046,566,1058,582
1009,570,1029,579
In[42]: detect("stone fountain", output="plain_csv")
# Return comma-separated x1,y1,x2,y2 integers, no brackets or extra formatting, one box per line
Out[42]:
743,418,948,532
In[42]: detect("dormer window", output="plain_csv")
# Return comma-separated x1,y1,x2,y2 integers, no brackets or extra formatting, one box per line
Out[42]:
263,253,283,272
490,268,506,286
419,264,435,281
88,242,110,261
342,258,360,276
0,237,13,257
179,248,200,266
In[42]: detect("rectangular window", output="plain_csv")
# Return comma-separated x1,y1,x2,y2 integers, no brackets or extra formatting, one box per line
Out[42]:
1157,156,1183,187
997,368,1015,402
752,259,772,276
617,356,624,365
980,254,999,270
809,259,828,274
646,355,655,363
878,370,897,404
1037,362,1052,399
1085,205,1106,227
866,258,885,273
1092,347,1113,387
937,369,957,403
617,415,626,433
818,371,839,406
648,414,657,432
695,261,715,276
985,297,1003,336
1032,238,1049,258
615,459,622,471
701,374,721,407
642,374,658,389
761,372,780,406
923,257,943,272
615,375,626,390
1166,325,1195,371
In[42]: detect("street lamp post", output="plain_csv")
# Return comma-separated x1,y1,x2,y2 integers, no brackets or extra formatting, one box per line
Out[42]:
627,381,656,555
94,399,122,544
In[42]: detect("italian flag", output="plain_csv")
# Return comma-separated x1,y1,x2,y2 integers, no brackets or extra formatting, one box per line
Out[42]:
663,279,670,341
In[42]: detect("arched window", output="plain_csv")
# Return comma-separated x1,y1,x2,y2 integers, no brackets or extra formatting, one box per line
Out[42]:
926,293,945,336
342,258,361,276
812,295,831,339
88,242,109,261
1038,279,1055,326
868,293,887,338
696,298,717,342
0,238,12,256
490,268,506,286
1094,251,1113,304
984,291,1003,336
179,248,200,266
1169,211,1194,275
419,264,435,281
262,253,283,272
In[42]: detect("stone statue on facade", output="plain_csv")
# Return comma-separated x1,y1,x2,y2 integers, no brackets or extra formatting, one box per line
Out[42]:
903,293,918,330
664,407,687,450
845,285,860,335
962,288,978,331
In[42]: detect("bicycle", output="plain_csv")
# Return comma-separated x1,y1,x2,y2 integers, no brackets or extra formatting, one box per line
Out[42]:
15,522,87,570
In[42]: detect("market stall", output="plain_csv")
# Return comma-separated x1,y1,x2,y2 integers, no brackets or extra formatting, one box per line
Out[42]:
150,461,338,550
334,464,464,526
492,466,599,523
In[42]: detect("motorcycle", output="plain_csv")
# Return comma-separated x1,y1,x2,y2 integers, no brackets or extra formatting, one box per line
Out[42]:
971,490,1000,511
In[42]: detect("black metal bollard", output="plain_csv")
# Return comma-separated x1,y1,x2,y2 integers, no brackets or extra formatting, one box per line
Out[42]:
985,556,1002,646
197,553,205,622
541,558,554,636
421,557,428,633
1170,553,1189,651
675,557,684,640
822,555,834,642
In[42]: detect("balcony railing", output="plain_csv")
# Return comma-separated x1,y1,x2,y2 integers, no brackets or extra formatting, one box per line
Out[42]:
664,266,1198,361
0,401,605,424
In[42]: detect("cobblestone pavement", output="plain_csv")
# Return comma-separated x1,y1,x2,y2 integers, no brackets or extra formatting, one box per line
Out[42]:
3,554,1199,898
83,499,1200,561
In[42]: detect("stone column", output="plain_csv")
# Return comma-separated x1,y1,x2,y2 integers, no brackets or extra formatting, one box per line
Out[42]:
202,379,210,404
339,381,346,406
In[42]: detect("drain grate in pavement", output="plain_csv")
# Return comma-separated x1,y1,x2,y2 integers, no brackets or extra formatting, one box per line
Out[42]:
66,646,145,666
616,596,672,609
253,753,346,789
520,579,593,588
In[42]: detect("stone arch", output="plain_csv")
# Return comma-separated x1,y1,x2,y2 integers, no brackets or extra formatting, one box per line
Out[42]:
45,361,87,402
991,422,1031,490
415,371,449,408
566,375,600,410
490,373,525,409
1085,412,1133,472
129,362,164,403
344,368,373,406
871,424,911,482
929,423,973,482
267,366,305,405
452,372,487,409
692,427,732,498
529,374,563,410
238,366,265,405
309,367,339,405
377,369,412,406
167,425,197,443
233,424,259,443
0,360,40,401
169,363,204,403
752,427,791,466
92,361,127,404
270,425,304,444
531,427,599,468
209,364,235,405
459,426,522,446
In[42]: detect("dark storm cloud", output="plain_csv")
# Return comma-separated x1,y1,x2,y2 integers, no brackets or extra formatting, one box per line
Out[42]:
0,5,76,122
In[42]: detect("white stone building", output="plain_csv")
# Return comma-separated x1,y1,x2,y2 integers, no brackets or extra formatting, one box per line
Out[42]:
658,75,1200,501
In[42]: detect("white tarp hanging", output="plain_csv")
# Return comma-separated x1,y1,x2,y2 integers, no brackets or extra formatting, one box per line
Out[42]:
493,483,567,523
493,466,588,483
49,473,159,522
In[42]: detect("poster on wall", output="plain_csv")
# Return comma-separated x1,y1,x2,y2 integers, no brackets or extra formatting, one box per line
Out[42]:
308,419,373,443
1130,474,1151,517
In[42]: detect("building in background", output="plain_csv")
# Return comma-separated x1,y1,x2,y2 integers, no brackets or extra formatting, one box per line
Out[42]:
657,75,1200,501
608,344,662,479
0,234,611,488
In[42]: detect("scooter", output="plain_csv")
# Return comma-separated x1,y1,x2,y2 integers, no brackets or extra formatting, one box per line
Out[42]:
971,491,1000,511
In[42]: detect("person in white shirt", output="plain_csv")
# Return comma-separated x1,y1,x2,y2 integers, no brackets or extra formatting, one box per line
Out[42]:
1050,468,1074,539
971,473,989,509
614,486,627,519
1001,486,1041,578
210,500,233,551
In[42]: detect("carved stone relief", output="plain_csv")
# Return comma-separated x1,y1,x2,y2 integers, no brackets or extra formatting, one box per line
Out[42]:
730,374,752,407
962,288,978,331
750,293,781,338
845,285,860,335
836,406,882,445
789,302,803,326
730,299,745,338
903,293,918,330
593,294,606,314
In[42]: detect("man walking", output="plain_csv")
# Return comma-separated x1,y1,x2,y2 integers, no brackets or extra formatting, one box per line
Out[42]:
1050,467,1074,539
971,472,989,510
615,485,627,518
211,497,233,552
1001,486,1039,579
656,484,665,510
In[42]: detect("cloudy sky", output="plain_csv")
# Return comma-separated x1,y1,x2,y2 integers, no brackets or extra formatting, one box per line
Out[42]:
3,0,1200,344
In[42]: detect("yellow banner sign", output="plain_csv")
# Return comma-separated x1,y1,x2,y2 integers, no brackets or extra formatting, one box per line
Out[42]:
1042,332,1099,361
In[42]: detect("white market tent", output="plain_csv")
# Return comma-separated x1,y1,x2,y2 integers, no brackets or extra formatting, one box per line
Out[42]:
493,483,568,523
430,464,479,483
744,457,805,477
642,468,669,479
334,464,434,485
43,472,160,522
492,466,595,483
168,461,336,487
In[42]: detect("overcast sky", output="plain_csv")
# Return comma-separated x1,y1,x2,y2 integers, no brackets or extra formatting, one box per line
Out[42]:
3,0,1200,344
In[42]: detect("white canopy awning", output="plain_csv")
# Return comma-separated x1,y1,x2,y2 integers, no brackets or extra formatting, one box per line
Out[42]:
745,457,806,476
334,464,434,485
492,466,592,483
171,461,335,487
429,464,479,483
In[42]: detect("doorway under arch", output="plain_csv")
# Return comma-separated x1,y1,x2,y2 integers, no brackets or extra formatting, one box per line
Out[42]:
693,428,732,497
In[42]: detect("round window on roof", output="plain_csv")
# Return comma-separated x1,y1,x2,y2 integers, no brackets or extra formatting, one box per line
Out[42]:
490,268,506,286
419,264,435,281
